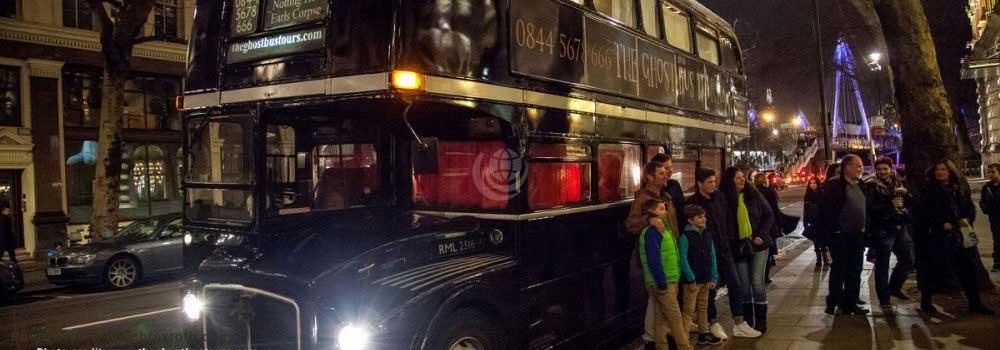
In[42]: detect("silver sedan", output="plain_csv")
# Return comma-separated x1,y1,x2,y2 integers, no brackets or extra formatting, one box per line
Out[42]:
46,214,185,289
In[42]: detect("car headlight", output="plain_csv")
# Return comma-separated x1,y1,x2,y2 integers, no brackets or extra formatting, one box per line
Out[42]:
183,293,203,321
67,253,97,265
337,324,371,350
183,233,193,246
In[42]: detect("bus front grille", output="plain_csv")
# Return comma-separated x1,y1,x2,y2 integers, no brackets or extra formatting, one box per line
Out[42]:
202,284,302,350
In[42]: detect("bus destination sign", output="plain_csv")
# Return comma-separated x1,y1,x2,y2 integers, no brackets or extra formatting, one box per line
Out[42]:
231,0,260,36
510,0,725,115
227,27,325,63
264,0,329,31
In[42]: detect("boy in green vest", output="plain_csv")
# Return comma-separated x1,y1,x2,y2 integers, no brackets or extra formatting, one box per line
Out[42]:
640,198,692,350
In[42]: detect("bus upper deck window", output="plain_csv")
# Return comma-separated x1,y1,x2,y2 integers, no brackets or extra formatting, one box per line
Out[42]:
639,0,658,38
593,0,636,28
696,30,720,65
661,2,691,53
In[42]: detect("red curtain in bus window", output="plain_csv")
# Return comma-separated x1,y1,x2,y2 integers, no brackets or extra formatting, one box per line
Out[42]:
528,163,590,209
598,147,624,201
413,141,508,209
599,144,642,201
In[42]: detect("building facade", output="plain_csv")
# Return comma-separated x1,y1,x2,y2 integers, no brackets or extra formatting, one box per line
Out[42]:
965,0,1000,167
0,0,192,258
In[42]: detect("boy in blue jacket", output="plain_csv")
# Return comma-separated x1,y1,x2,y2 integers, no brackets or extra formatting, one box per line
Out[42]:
679,205,723,345
639,199,692,350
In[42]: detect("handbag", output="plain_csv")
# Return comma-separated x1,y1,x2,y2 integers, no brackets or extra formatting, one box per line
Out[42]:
960,224,979,248
734,238,755,259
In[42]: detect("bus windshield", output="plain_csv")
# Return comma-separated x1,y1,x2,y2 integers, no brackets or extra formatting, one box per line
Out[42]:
186,116,254,184
264,115,381,216
185,116,255,226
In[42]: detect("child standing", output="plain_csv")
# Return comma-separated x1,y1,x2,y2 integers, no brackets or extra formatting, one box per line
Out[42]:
679,204,723,345
639,199,692,350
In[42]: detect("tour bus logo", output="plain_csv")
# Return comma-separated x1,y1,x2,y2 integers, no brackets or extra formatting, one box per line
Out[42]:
471,148,526,202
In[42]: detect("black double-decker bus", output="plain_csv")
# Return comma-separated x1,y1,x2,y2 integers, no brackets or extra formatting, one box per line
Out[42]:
179,0,748,349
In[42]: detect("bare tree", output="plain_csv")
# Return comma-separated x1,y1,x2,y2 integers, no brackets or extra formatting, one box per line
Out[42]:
87,0,160,239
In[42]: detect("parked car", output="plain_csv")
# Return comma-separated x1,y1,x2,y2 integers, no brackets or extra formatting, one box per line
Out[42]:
762,170,788,190
46,213,186,289
1,261,23,302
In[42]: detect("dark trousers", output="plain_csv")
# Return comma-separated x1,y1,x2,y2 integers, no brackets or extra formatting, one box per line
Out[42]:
707,287,718,322
991,215,1000,266
827,231,865,308
918,231,982,306
873,226,914,303
1,247,15,264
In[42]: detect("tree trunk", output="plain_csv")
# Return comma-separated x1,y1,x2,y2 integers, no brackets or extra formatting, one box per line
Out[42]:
868,0,994,292
89,71,127,238
871,0,959,190
87,0,155,239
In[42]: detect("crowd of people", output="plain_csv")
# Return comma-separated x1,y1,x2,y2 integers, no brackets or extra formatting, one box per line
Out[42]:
627,154,999,350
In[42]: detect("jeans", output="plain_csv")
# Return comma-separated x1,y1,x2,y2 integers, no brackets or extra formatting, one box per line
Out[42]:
828,231,865,308
647,284,693,350
734,249,768,304
719,255,743,318
873,225,915,303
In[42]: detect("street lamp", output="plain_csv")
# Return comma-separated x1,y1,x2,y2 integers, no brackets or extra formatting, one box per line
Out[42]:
772,129,780,136
761,110,776,124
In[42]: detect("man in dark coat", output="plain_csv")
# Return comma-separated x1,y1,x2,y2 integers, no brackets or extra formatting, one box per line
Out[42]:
685,167,732,341
865,157,914,307
0,206,16,264
651,153,685,223
818,155,869,315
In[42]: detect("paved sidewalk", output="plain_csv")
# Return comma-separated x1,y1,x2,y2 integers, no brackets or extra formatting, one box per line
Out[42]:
698,239,1000,350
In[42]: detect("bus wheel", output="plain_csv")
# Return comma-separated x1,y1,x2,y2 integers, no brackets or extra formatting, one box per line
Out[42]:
430,309,506,350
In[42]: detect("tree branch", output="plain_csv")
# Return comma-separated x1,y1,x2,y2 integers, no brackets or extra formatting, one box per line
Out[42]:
101,0,123,11
86,0,114,40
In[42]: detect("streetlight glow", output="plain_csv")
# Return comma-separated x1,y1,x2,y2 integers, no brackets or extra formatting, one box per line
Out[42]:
869,52,882,62
792,116,802,127
761,110,776,123
772,129,779,136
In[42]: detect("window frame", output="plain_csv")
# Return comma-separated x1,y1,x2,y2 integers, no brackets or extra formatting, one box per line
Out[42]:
638,0,660,38
660,1,692,53
0,64,23,127
695,22,721,65
62,0,95,30
597,142,643,202
591,0,638,29
1,0,17,19
525,139,595,211
153,0,182,41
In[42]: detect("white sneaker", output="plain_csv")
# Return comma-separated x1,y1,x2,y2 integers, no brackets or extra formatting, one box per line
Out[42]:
733,321,762,338
710,322,729,340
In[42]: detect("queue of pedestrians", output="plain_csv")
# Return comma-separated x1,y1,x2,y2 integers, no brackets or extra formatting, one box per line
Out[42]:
628,155,779,350
629,154,998,350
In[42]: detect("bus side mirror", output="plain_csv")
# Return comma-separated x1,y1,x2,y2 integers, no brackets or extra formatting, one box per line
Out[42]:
412,137,439,175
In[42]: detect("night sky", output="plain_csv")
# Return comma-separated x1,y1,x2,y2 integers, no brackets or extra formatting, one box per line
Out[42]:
698,0,975,128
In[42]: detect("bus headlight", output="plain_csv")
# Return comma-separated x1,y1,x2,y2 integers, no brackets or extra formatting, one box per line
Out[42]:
337,324,370,350
183,293,203,321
